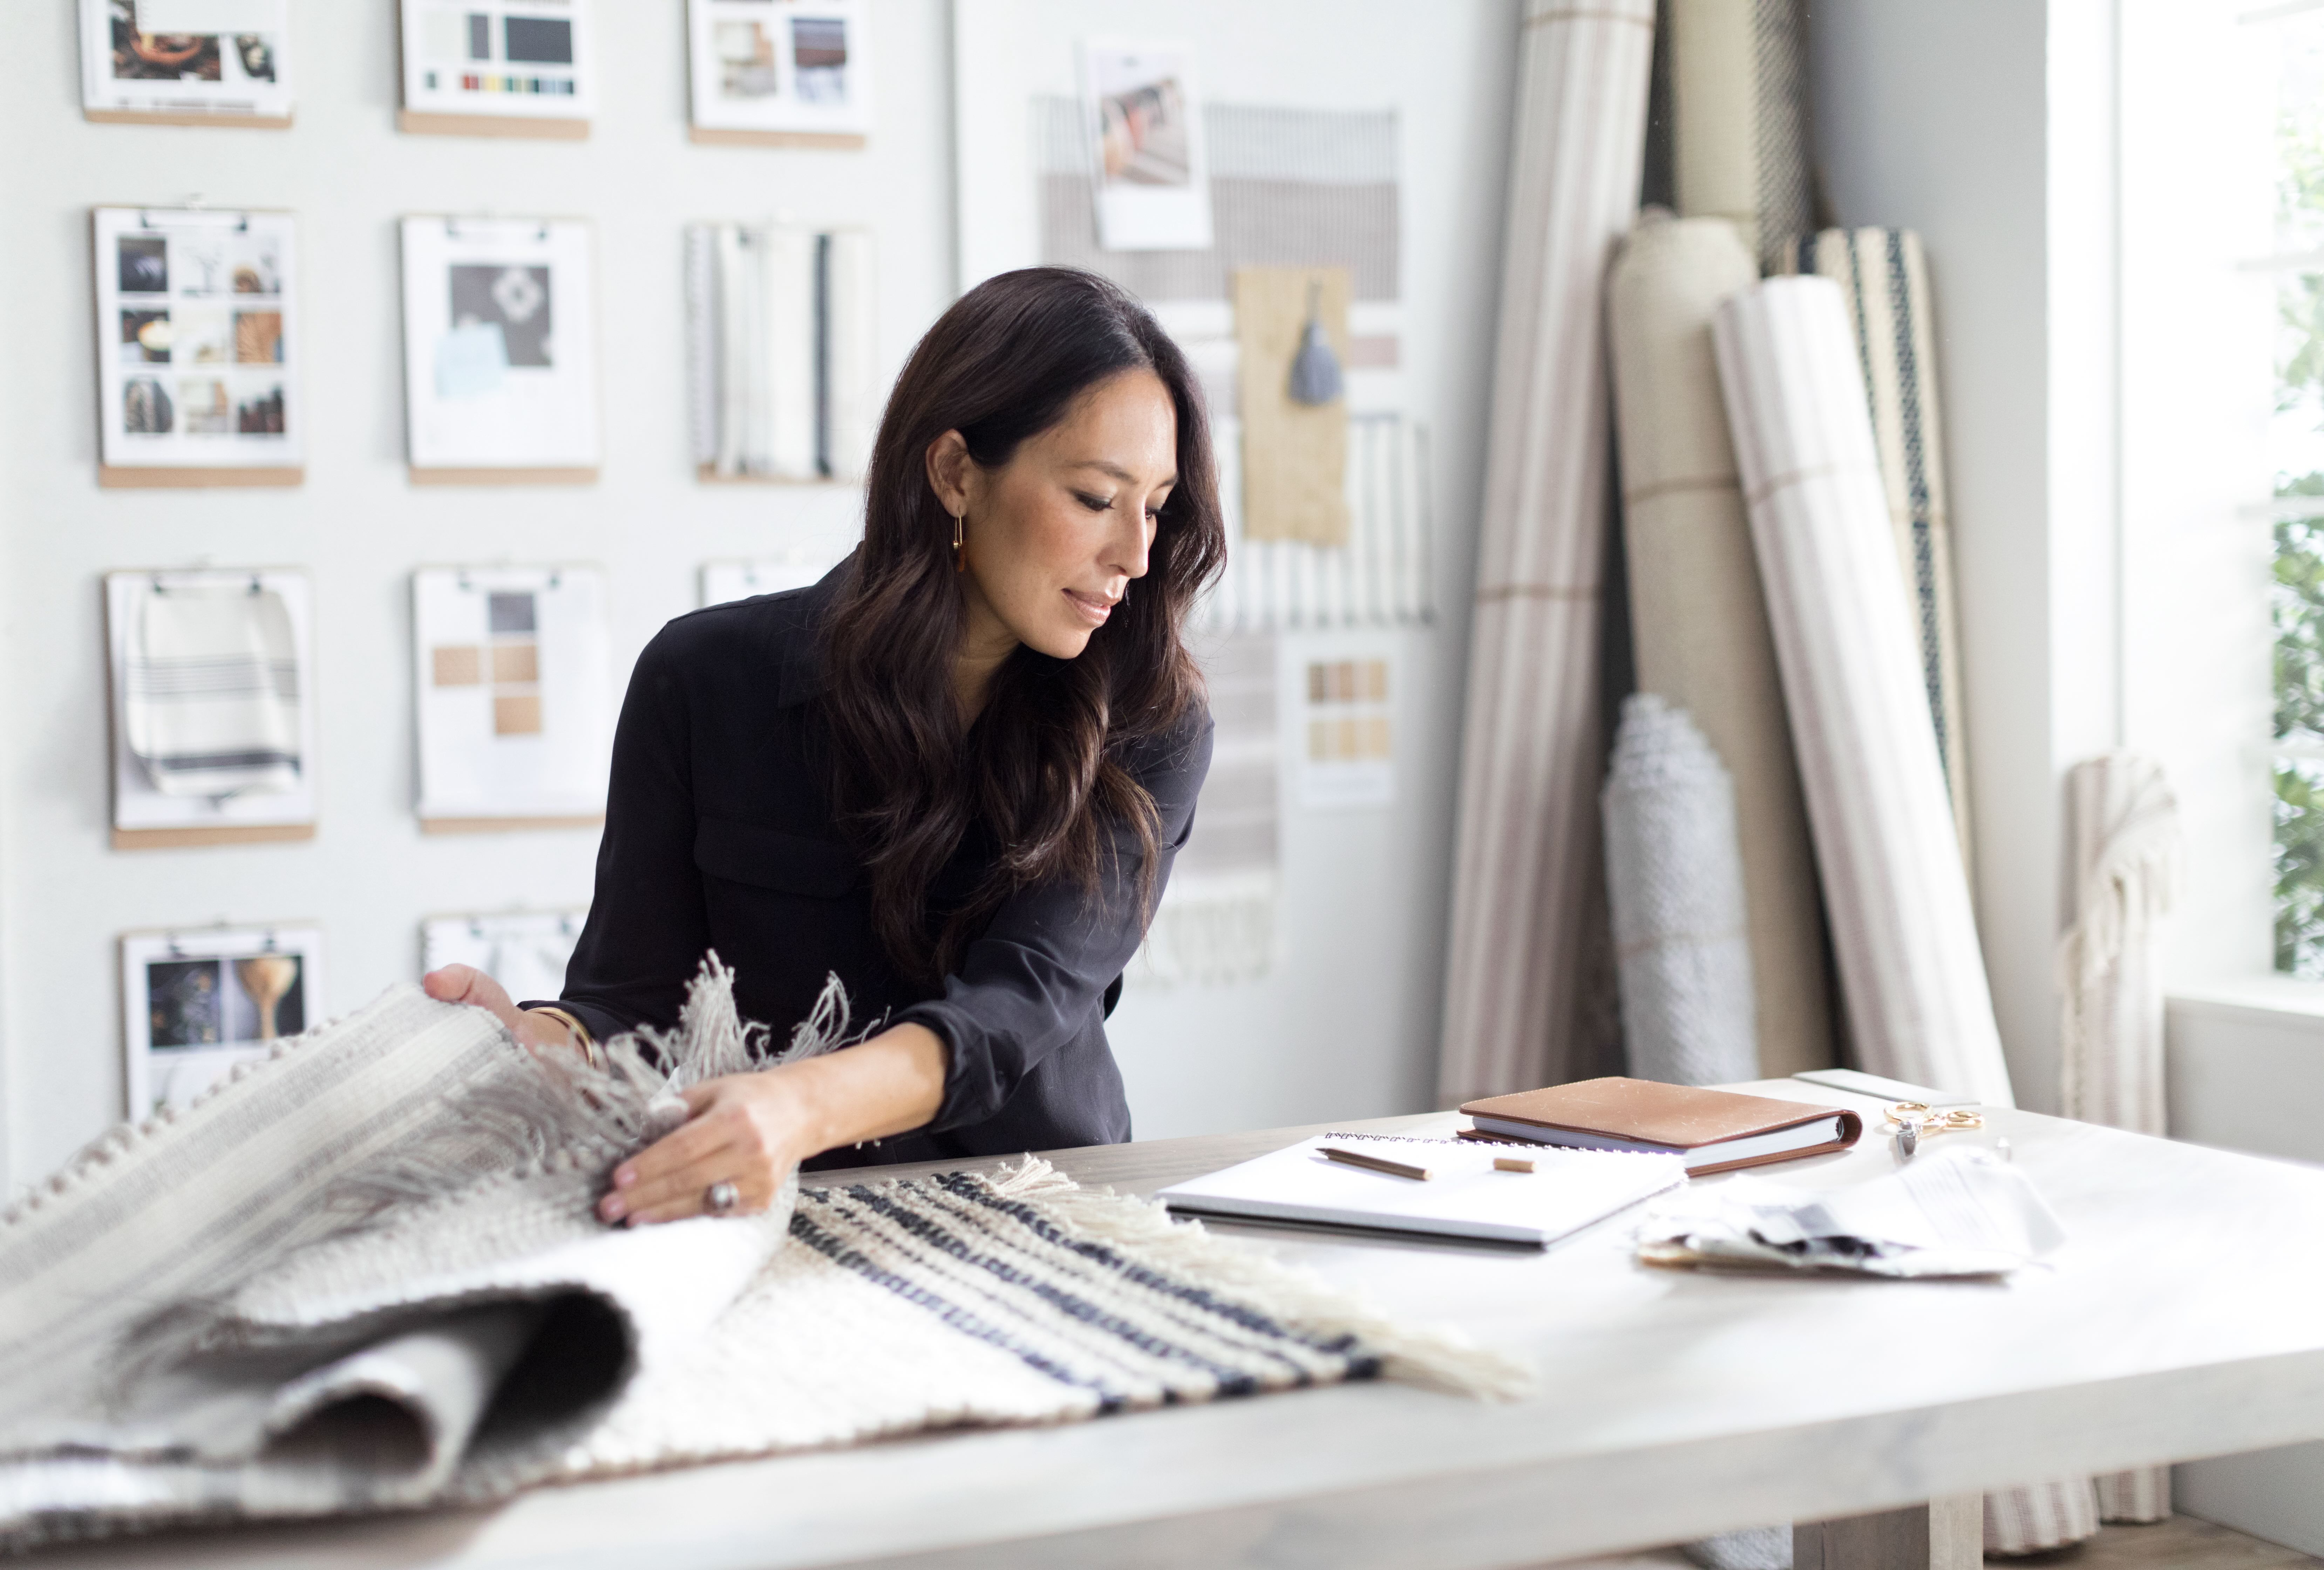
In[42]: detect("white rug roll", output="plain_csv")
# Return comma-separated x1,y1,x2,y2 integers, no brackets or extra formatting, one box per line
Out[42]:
1711,276,2013,1106
1439,0,1657,1104
2058,750,2179,1529
1778,228,1974,874
1608,213,1831,1077
1602,695,1758,1087
1666,0,1810,272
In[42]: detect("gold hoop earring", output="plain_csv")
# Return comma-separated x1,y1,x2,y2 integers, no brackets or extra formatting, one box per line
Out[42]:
952,511,967,574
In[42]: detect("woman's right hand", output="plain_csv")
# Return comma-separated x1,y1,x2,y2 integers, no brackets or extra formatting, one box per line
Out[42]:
423,964,583,1058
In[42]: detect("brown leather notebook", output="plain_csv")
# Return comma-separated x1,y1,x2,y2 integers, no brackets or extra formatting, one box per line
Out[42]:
1458,1077,1862,1176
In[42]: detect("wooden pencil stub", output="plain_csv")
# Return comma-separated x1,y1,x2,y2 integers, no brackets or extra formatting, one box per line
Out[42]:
1494,1156,1538,1173
1320,1146,1432,1181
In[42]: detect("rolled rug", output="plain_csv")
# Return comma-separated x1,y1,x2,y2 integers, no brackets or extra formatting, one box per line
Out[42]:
1601,694,1757,1088
1665,0,1811,272
1777,228,1973,873
1439,0,1658,1103
1607,212,1832,1076
1710,276,2013,1106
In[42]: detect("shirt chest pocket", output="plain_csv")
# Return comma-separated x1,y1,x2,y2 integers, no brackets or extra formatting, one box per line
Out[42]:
693,818,862,899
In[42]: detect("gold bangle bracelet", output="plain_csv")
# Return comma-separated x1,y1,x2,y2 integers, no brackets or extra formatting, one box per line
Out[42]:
523,1005,602,1069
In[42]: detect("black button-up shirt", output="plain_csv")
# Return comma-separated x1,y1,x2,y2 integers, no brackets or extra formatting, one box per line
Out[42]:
545,567,1212,1170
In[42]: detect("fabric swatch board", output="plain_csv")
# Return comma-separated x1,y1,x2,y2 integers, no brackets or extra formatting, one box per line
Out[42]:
1664,0,1810,273
398,0,594,134
1775,227,1973,875
1712,276,2012,1107
1136,634,1280,985
106,568,318,846
1606,212,1830,1075
0,968,1512,1550
91,207,301,483
1438,0,1656,1105
1035,100,1428,633
411,565,612,830
401,216,599,478
685,223,877,483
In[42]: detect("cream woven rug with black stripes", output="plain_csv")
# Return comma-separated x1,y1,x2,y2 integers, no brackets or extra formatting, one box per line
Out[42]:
0,963,1517,1552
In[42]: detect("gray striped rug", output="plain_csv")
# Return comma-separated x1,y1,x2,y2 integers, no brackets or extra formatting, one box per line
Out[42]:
0,967,1515,1551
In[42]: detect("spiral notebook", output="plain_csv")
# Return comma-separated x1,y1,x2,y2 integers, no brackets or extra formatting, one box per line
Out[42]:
1157,1133,1686,1247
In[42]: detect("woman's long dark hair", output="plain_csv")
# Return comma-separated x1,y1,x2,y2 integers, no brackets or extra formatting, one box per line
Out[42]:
821,267,1226,985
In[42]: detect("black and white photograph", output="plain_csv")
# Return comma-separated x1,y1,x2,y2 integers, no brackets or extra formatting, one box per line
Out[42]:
116,235,166,293
120,924,322,1115
79,0,293,123
450,264,553,367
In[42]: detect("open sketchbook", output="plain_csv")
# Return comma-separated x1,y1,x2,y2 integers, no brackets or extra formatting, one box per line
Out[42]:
1158,1134,1685,1247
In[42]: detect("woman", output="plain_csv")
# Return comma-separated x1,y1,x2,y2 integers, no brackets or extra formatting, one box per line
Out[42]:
423,267,1223,1228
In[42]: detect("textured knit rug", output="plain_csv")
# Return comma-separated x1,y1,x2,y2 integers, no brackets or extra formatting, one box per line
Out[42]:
0,963,1516,1552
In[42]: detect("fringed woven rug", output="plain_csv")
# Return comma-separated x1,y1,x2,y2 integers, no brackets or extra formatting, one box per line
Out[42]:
0,964,1517,1552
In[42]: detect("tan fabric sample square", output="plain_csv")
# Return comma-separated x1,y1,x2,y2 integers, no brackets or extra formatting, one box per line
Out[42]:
493,694,543,736
491,642,540,684
1233,266,1350,546
431,646,482,687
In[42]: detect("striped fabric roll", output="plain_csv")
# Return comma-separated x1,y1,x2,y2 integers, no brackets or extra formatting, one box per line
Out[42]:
1666,0,1810,272
1437,0,1657,1105
685,223,876,483
1606,212,1831,1076
2057,752,2179,1532
1778,228,1973,872
123,580,303,798
1711,277,2013,1106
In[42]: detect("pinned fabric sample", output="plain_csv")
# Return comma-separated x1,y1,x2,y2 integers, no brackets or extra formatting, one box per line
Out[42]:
106,569,318,847
0,972,1506,1549
1196,411,1432,633
1233,266,1351,545
2056,752,2180,1532
685,223,877,483
1712,277,2012,1107
1601,696,1757,1089
1607,212,1830,1076
1137,635,1278,985
124,580,301,798
1438,0,1656,1105
1777,228,1973,872
1665,0,1810,272
412,566,612,830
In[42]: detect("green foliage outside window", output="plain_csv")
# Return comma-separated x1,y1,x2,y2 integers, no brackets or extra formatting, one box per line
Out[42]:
2275,107,2324,973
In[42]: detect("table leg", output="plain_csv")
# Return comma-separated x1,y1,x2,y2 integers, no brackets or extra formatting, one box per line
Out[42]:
1793,1493,1980,1570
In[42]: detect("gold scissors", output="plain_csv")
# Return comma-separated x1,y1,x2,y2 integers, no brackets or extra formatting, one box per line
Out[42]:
1884,1101,1982,1158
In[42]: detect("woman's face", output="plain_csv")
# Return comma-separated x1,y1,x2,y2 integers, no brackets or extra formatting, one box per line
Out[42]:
940,368,1175,662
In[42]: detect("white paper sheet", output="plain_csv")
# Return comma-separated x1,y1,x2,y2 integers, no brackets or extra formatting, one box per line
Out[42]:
421,910,586,1005
688,0,872,138
1080,40,1214,251
399,0,595,124
79,0,292,122
120,924,324,1118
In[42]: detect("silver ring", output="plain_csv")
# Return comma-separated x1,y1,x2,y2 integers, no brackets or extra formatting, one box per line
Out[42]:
704,1180,740,1215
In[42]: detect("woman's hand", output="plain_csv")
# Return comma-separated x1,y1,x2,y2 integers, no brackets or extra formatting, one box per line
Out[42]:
599,1022,950,1226
422,964,583,1058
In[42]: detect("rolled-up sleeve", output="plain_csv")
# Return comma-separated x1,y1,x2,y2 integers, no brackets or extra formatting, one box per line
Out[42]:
549,632,712,1044
895,710,1213,1133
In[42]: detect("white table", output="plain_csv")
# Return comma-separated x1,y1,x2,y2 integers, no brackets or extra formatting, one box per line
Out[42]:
37,1081,2324,1569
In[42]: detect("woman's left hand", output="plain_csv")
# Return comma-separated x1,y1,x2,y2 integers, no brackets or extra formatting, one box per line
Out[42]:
596,1070,819,1226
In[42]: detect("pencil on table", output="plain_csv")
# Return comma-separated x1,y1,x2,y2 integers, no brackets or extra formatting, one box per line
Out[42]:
1320,1146,1433,1181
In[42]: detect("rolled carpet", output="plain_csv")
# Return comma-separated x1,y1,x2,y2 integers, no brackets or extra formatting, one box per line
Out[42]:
1665,0,1811,273
1778,228,1974,874
1711,276,2013,1106
1439,0,1658,1104
1601,694,1758,1088
1607,212,1832,1076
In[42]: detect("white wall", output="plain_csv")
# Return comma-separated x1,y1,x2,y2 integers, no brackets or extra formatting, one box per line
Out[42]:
0,2,1524,1183
0,0,955,1183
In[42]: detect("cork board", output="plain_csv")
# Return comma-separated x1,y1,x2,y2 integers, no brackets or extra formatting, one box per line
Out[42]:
1232,266,1350,546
